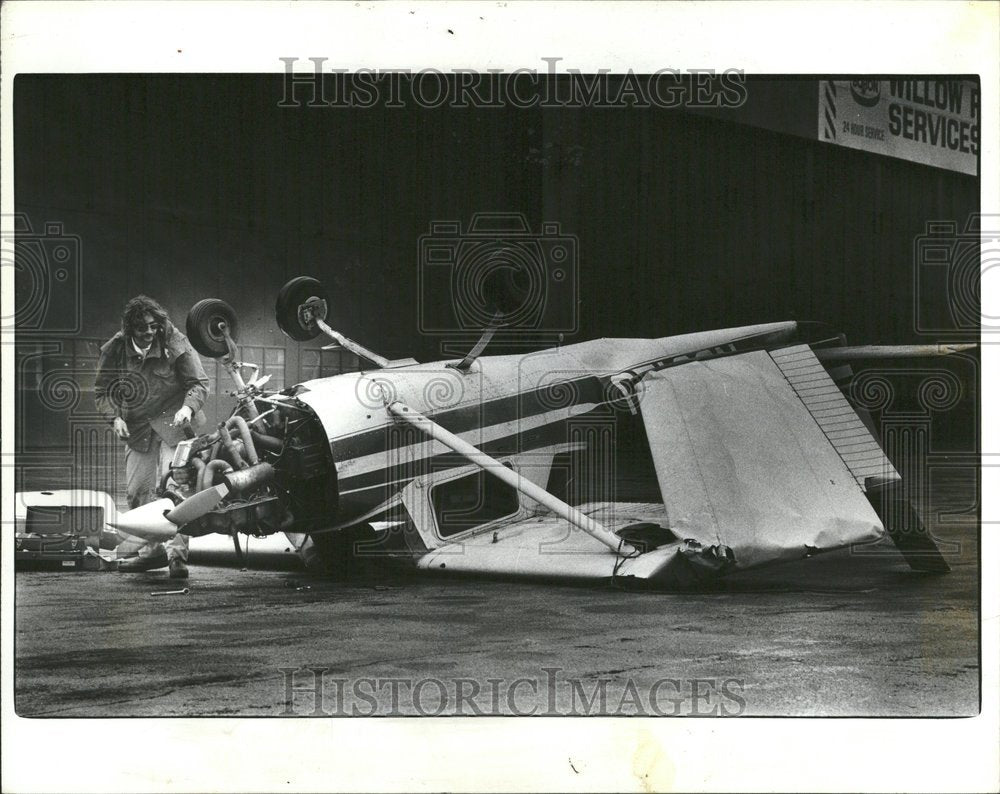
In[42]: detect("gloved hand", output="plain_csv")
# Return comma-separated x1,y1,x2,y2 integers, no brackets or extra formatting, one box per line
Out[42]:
113,417,130,439
173,405,193,426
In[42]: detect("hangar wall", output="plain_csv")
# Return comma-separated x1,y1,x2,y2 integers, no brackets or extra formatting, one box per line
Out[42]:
13,76,979,499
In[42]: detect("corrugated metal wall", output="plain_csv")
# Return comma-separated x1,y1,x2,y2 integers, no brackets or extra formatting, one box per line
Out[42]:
14,76,978,498
541,105,978,343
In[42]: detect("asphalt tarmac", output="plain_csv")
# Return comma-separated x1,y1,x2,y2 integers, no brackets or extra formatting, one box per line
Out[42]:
14,471,979,718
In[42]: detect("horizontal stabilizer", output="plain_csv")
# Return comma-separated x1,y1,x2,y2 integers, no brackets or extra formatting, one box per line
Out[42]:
815,343,976,362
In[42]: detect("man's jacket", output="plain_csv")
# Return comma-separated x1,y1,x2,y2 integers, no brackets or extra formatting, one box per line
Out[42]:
94,321,210,451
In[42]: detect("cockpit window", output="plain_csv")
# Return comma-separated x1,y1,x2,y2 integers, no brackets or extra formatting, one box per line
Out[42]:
430,465,519,538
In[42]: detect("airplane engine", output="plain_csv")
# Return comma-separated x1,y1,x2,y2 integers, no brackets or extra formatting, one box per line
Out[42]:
166,298,341,540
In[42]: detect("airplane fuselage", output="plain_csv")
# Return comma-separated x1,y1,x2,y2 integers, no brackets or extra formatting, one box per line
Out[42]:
294,321,802,525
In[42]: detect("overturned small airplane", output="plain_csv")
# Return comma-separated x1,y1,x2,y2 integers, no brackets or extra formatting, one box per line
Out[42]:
111,276,975,588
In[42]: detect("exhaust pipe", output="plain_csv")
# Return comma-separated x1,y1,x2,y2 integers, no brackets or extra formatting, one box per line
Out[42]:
199,459,234,491
219,421,249,469
250,430,283,453
223,462,275,494
226,415,259,465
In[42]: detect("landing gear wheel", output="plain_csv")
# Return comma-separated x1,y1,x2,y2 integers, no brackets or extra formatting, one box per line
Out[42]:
275,276,329,341
186,299,239,358
302,524,377,578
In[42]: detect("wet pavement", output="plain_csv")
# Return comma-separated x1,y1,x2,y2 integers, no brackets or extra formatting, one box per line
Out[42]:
14,472,979,718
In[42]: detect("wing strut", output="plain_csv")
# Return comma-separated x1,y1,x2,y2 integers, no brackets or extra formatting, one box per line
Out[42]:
317,317,391,368
385,401,637,554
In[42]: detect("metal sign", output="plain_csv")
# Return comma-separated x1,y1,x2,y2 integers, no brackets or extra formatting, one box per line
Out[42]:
819,79,979,176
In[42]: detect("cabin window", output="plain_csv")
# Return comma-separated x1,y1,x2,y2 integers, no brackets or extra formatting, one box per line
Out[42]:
430,466,519,538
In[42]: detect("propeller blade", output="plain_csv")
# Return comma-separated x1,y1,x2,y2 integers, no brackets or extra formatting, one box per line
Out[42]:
108,498,179,542
165,484,229,527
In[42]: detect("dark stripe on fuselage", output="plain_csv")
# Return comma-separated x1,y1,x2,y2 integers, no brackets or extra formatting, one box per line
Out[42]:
329,374,608,462
338,407,585,494
335,417,583,520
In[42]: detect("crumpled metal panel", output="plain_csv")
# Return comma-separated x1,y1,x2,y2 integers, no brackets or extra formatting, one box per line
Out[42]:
638,351,884,569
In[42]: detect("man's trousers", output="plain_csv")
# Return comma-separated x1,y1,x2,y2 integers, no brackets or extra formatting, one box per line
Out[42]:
117,434,190,563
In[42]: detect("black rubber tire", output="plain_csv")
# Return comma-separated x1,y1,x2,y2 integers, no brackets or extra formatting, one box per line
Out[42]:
186,298,239,358
275,276,328,341
303,524,377,578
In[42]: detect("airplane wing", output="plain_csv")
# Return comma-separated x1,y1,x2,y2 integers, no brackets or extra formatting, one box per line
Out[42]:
637,345,889,570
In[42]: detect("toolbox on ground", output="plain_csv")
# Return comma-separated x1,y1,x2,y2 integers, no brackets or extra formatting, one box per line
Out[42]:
14,490,120,571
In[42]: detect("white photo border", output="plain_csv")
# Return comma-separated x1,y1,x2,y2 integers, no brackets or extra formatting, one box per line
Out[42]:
2,2,997,792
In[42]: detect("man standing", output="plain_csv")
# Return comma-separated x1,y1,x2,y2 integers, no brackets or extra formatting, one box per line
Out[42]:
95,295,210,579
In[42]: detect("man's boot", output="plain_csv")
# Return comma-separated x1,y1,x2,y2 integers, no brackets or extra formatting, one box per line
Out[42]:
118,548,168,572
169,558,189,579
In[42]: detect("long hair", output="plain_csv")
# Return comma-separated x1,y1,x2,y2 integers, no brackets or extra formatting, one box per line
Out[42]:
120,295,169,337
